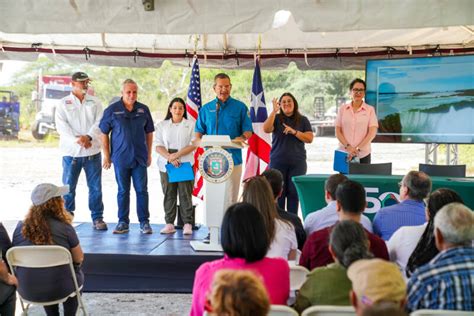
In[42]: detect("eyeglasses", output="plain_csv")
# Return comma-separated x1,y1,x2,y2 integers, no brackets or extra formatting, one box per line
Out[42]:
352,88,365,93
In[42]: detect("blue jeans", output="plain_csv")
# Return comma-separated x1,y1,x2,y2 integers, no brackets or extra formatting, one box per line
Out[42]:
114,164,149,224
62,153,104,221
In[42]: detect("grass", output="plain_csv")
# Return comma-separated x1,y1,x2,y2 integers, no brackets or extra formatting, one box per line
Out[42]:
0,130,59,148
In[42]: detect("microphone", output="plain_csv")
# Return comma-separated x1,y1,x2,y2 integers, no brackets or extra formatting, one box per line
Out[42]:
215,98,220,134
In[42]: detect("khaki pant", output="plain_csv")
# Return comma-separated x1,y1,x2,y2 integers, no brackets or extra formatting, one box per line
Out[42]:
160,171,194,225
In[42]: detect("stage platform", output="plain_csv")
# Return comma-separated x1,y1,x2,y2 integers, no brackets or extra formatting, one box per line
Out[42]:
76,223,223,293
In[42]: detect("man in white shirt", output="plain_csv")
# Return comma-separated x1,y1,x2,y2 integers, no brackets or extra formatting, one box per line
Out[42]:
304,174,373,235
55,72,106,230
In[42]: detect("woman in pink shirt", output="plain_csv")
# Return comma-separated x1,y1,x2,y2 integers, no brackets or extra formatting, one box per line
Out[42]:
335,79,378,163
190,202,290,316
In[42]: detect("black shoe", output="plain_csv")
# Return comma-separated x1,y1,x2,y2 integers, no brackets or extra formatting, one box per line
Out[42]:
140,221,153,234
113,222,129,234
93,219,108,230
203,233,210,244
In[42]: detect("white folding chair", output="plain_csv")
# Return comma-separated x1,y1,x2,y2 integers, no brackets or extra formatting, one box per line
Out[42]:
268,304,299,316
6,245,86,316
411,309,474,316
290,265,309,291
301,305,356,316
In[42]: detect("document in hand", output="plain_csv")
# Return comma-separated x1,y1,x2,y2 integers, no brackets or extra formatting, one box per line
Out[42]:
333,150,349,174
165,162,195,183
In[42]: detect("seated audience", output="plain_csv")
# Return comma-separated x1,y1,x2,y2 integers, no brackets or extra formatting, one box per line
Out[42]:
190,202,290,316
361,302,408,316
373,171,431,240
262,169,306,250
304,174,372,234
407,203,474,312
294,220,373,313
387,188,463,277
0,223,16,316
300,180,388,270
12,183,84,316
348,259,406,316
242,176,297,260
206,269,270,316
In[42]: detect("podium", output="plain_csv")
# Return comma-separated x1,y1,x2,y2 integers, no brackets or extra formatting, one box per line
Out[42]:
190,135,243,252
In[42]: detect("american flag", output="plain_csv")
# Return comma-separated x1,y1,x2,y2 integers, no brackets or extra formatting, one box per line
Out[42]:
243,59,271,180
186,56,204,199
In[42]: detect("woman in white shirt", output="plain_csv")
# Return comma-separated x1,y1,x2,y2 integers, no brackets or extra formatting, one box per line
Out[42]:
242,176,297,260
155,97,196,235
387,188,463,277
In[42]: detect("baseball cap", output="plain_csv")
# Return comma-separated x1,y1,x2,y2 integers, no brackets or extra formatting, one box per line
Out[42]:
31,183,69,206
347,259,406,306
71,72,91,82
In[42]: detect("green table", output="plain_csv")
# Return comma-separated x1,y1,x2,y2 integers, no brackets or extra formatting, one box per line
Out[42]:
293,174,474,220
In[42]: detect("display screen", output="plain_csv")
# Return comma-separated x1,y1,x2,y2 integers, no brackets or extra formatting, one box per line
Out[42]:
366,55,474,144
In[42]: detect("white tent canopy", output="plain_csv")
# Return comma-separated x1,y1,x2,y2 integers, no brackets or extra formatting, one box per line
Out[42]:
1,0,473,69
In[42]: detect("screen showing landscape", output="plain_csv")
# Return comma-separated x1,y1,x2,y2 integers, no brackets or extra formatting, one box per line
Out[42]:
366,55,474,144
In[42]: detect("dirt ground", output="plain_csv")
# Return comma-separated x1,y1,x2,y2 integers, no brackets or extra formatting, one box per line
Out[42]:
1,136,429,315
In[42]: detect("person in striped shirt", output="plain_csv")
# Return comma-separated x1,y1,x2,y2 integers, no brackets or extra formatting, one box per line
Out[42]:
406,202,474,312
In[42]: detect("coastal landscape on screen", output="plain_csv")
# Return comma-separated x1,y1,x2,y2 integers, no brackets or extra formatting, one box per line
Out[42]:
366,55,474,144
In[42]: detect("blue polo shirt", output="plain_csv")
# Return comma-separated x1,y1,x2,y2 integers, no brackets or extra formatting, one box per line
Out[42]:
99,99,154,168
195,97,253,165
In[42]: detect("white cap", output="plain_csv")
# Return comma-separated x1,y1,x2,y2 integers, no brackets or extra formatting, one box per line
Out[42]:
31,183,69,206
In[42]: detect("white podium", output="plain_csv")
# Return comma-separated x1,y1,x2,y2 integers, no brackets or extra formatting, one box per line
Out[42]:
190,135,243,252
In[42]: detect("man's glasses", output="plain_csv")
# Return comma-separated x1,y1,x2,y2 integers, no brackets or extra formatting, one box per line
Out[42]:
352,88,365,93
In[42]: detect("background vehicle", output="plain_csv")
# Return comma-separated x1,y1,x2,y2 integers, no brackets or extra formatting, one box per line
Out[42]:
310,96,347,136
31,74,72,140
0,90,20,139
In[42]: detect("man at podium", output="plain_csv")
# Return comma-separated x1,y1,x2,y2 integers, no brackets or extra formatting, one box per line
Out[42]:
195,73,253,204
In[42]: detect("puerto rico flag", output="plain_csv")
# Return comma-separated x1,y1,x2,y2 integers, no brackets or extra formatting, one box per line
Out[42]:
186,56,204,199
243,59,271,180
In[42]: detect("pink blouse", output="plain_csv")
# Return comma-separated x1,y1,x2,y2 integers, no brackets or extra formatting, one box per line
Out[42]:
190,255,290,316
335,102,378,158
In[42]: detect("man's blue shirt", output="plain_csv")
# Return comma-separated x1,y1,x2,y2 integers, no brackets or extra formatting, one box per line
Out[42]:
99,99,154,168
195,96,253,165
373,199,426,240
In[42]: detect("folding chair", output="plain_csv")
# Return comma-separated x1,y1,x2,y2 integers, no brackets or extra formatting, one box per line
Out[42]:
268,304,299,316
290,265,309,291
411,309,473,316
301,305,356,316
6,245,86,316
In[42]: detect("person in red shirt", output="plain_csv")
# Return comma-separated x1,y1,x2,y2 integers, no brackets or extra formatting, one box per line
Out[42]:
300,180,389,270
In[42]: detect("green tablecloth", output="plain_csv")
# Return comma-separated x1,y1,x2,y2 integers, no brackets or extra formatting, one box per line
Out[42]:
293,174,474,220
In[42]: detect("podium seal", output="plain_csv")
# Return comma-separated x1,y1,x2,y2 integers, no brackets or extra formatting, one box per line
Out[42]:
199,147,234,183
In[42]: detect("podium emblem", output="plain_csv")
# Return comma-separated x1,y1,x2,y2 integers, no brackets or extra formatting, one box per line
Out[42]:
199,147,234,183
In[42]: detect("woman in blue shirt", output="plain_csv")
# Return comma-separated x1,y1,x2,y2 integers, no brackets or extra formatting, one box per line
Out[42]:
263,92,313,215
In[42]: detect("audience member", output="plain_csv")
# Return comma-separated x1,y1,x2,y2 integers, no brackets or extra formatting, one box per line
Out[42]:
0,223,16,316
303,174,372,235
12,183,84,316
348,259,406,316
242,176,297,260
262,168,306,250
361,302,408,316
206,269,270,316
190,202,289,316
300,180,388,270
373,171,431,240
294,220,373,313
387,188,463,277
407,203,474,312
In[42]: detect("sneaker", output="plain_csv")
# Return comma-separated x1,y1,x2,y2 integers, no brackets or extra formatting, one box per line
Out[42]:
93,219,108,231
113,222,129,234
160,223,176,234
140,221,153,234
183,223,193,235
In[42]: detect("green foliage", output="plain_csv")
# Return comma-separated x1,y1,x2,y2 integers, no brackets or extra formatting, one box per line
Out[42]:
2,57,365,128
